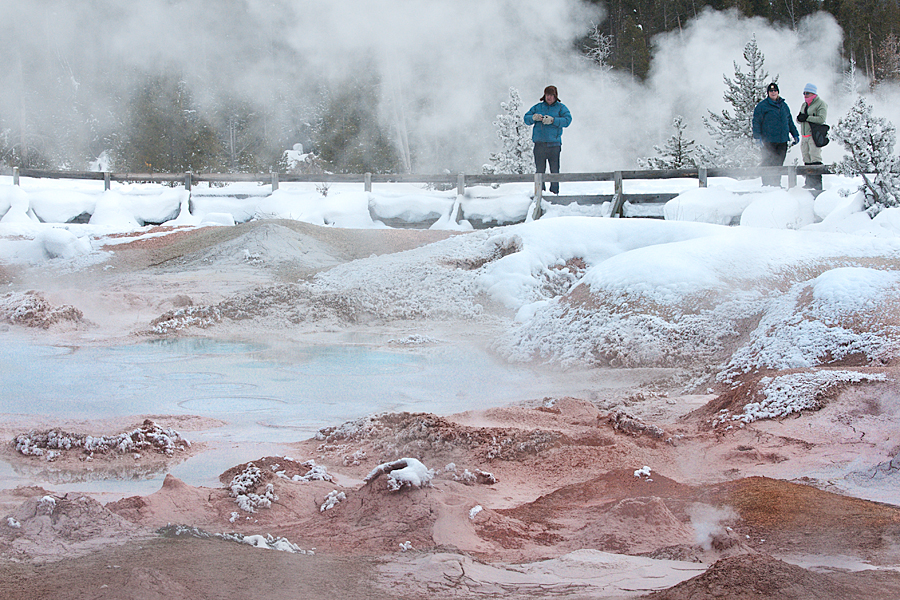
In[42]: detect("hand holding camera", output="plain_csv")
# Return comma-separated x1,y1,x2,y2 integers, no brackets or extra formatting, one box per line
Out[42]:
532,114,543,122
542,115,554,125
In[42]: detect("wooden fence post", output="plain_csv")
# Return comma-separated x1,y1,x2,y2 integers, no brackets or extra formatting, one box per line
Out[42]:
365,173,372,192
531,196,543,220
457,173,465,196
104,172,111,191
13,167,19,186
787,165,797,189
534,173,543,202
184,172,192,191
698,167,707,188
609,171,625,217
271,172,279,191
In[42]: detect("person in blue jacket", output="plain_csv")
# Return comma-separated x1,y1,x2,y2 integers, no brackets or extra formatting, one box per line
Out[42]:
524,85,572,194
752,82,800,187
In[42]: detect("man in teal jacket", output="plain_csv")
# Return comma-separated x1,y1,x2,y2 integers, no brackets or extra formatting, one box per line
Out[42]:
524,85,572,194
752,82,799,187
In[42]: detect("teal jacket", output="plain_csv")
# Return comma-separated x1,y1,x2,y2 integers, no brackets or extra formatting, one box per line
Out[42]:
524,100,572,145
752,96,799,144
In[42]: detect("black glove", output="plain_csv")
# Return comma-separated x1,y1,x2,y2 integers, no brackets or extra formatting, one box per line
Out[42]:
797,112,807,122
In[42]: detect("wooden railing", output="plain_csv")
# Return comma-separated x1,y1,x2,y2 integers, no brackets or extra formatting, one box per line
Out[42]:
8,164,834,221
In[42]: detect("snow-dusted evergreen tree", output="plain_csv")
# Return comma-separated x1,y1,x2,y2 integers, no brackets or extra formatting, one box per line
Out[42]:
843,55,861,99
638,116,700,169
833,96,900,216
701,36,772,168
584,23,614,73
483,87,533,176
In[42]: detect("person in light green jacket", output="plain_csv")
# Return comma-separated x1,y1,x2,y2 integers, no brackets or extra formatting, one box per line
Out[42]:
796,83,828,190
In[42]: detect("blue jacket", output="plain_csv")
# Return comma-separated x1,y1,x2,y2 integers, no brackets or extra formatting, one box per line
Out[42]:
752,96,799,144
524,100,572,145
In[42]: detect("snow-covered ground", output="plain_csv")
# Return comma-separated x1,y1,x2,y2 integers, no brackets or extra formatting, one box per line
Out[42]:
3,170,899,431
4,172,900,597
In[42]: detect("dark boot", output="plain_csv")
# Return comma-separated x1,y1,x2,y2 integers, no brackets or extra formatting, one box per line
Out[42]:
806,162,823,190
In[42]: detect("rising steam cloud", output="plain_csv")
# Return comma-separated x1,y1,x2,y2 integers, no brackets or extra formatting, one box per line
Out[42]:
0,2,893,172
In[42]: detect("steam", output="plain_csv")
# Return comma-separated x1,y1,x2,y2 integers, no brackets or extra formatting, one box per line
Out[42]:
688,503,737,551
1,3,897,172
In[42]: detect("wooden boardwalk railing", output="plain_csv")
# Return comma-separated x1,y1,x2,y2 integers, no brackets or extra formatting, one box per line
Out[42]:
8,164,834,222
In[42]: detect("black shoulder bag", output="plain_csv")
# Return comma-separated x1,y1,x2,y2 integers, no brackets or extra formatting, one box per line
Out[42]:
809,121,830,147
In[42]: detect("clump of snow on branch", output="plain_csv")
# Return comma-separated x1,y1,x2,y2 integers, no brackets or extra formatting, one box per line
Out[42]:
14,419,190,459
229,463,278,512
320,490,346,512
733,370,887,423
833,95,900,217
364,458,434,491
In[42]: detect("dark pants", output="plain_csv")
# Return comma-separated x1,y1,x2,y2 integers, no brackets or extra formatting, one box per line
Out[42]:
760,141,788,187
534,142,561,194
804,162,823,190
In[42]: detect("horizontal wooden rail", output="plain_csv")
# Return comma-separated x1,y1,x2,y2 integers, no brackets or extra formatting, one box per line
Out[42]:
7,165,838,221
9,165,835,188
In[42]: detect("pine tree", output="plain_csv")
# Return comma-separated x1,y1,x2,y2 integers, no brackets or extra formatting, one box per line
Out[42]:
311,79,401,175
833,96,900,216
702,36,772,168
876,33,900,84
843,55,861,99
638,116,700,169
584,23,614,73
483,87,533,176
117,75,225,173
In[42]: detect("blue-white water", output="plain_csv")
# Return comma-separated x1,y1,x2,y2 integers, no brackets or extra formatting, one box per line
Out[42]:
0,335,582,496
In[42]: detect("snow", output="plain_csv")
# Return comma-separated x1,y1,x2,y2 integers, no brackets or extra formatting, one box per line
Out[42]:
14,421,190,458
229,463,279,513
365,458,435,491
289,460,334,483
634,466,652,480
320,490,346,512
1,173,899,428
734,370,887,423
162,524,313,554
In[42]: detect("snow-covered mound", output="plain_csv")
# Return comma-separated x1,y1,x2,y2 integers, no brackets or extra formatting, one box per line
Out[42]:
490,220,900,373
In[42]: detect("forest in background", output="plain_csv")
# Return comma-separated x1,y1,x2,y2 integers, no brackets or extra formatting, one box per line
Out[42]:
585,1,900,83
2,1,900,176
